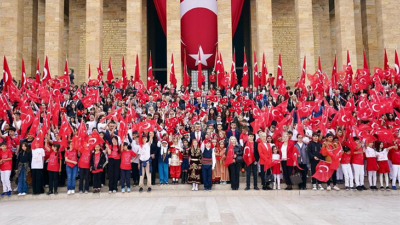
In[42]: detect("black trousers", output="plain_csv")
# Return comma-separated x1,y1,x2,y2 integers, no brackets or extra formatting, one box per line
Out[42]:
31,169,44,194
48,171,59,193
43,162,49,185
310,162,320,184
281,161,293,185
79,168,90,192
151,160,158,185
298,163,308,188
229,162,241,189
260,165,271,187
327,170,337,186
59,151,66,186
246,163,258,188
108,158,120,191
131,162,140,184
93,172,102,189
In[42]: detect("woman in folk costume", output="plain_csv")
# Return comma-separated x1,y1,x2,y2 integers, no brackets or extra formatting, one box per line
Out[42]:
188,139,202,191
169,135,183,184
216,140,229,184
225,136,243,190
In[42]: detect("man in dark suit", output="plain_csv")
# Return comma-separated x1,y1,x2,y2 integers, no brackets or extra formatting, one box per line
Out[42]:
249,87,258,100
226,122,240,141
190,122,205,143
104,121,118,145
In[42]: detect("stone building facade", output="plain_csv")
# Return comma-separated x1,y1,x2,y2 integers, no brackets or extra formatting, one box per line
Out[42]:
0,0,399,86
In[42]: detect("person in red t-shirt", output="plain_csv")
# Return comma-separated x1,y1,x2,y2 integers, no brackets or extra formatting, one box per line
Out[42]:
351,137,366,191
46,143,62,195
65,142,78,194
90,144,106,193
0,142,13,197
120,142,137,193
78,142,91,193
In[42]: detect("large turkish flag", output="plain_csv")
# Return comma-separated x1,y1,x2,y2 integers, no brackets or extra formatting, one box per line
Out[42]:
153,0,244,70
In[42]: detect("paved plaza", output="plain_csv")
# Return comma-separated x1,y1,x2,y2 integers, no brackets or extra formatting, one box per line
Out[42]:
1,192,399,225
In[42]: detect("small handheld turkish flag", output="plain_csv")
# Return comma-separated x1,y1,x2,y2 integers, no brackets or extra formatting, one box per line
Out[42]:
312,161,334,182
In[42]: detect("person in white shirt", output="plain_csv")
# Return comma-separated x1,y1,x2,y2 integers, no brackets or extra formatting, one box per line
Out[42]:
131,135,140,185
376,142,397,190
138,135,152,192
31,142,45,195
201,140,216,191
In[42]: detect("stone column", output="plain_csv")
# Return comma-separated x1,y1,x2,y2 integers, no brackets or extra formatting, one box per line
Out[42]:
353,0,364,69
335,0,358,70
254,0,274,77
218,0,233,73
167,0,181,87
37,0,45,62
375,0,400,68
45,0,64,77
127,0,147,84
23,0,38,78
361,0,378,71
0,0,24,79
85,0,103,81
295,0,315,76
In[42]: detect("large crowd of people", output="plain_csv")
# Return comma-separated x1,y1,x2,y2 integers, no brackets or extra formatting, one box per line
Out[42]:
1,65,400,198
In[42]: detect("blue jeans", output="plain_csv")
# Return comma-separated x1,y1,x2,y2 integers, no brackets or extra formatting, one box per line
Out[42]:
158,162,169,184
202,165,212,190
18,167,28,193
66,165,78,190
120,169,131,188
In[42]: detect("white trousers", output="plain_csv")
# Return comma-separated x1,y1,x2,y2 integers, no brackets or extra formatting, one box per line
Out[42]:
392,164,400,187
341,164,354,188
352,164,364,187
368,171,377,186
336,166,344,180
1,170,12,192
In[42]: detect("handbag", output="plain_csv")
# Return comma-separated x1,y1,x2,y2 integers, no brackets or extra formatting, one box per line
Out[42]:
290,169,303,185
264,169,274,183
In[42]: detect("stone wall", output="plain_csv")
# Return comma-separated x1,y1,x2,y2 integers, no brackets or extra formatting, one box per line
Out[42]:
102,0,126,79
68,0,86,84
272,0,298,85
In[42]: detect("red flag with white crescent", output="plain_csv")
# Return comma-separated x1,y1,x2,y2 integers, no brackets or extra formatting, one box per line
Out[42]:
295,56,306,88
147,54,153,90
312,161,334,182
97,60,103,82
242,49,249,88
197,51,203,89
230,50,237,87
331,54,338,89
35,58,40,84
253,51,259,87
218,52,225,88
243,141,255,166
394,50,400,85
276,54,283,87
122,56,128,89
384,48,390,70
21,58,27,89
183,51,191,88
261,53,267,86
134,54,140,83
170,53,177,87
42,55,51,84
107,57,114,84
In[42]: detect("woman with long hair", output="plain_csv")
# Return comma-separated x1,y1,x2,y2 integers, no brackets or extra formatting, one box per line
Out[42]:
106,136,121,193
226,136,243,190
187,139,202,191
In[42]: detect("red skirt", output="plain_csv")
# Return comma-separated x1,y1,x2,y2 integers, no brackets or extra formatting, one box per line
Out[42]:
272,163,281,175
366,157,378,171
378,160,390,173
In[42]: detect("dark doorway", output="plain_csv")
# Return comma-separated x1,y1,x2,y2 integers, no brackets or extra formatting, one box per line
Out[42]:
147,0,167,86
232,0,251,86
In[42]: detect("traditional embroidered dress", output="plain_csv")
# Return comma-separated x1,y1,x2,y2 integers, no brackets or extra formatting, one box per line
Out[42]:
187,147,202,184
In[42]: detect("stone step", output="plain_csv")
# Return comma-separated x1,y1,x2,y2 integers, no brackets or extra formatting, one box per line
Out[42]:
2,187,399,202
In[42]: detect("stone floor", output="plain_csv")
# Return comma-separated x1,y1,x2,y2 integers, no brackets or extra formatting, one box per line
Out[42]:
1,193,399,225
